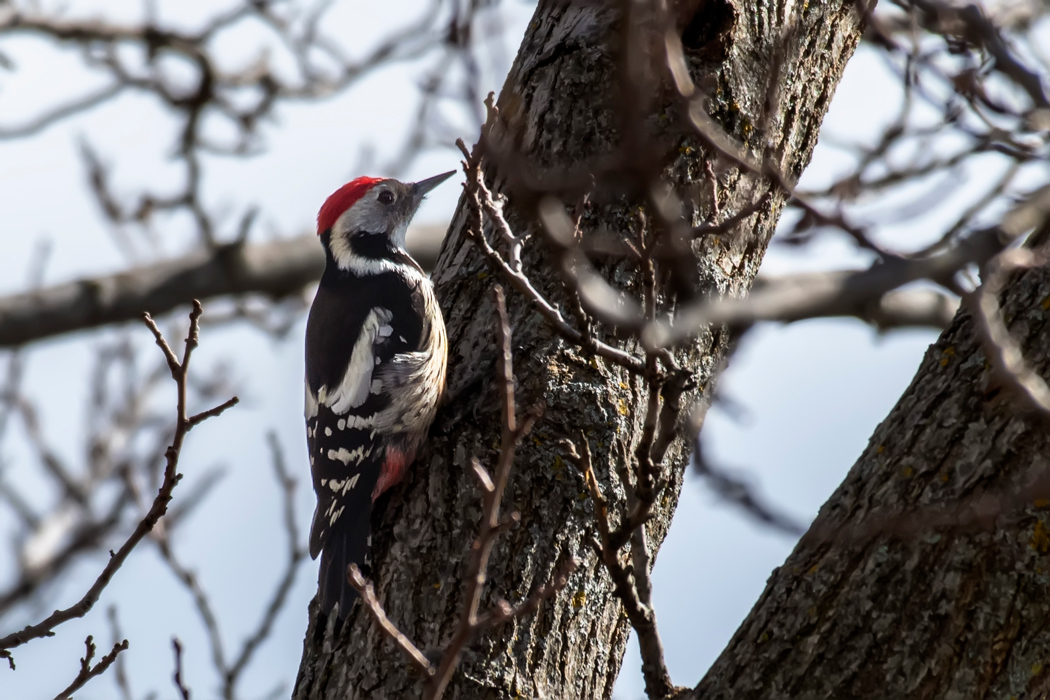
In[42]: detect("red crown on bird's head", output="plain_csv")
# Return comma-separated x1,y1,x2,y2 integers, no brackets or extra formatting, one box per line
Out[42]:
316,177,383,235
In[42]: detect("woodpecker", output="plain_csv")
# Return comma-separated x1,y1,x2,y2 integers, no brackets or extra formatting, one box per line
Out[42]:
305,171,452,619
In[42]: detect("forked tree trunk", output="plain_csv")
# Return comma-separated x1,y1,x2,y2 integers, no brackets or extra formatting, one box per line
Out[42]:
293,1,864,697
693,255,1050,698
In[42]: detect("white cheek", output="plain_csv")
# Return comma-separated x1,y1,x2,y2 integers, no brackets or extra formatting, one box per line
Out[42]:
328,231,353,268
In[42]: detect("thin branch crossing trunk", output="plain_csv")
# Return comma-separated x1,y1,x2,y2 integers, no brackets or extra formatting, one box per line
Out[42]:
293,1,865,697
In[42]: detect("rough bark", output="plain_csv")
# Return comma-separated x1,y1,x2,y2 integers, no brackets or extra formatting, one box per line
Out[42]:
292,0,864,698
693,259,1050,697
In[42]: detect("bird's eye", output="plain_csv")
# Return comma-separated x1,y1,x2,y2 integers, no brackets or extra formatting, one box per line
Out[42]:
377,190,395,205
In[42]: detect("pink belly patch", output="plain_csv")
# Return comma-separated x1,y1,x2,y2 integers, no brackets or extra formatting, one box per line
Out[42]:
372,448,411,501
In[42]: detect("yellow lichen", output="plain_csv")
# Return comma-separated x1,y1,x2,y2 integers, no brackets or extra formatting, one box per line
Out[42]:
573,590,587,609
1032,520,1050,554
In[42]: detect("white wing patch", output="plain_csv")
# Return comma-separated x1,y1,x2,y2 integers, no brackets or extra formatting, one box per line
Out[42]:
326,504,345,527
327,473,361,495
304,382,319,419
337,414,377,431
328,445,372,465
323,307,393,414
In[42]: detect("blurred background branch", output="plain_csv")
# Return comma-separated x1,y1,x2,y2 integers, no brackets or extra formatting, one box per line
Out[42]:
0,0,1048,696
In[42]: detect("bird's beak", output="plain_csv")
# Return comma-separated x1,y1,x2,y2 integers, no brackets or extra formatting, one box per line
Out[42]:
409,170,457,201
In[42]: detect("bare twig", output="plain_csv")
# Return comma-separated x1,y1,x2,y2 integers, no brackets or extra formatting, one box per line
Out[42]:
172,637,192,700
154,431,306,700
691,439,807,536
474,560,578,631
51,635,128,700
641,225,1005,350
457,130,646,375
346,286,575,700
969,248,1050,419
574,437,676,698
429,285,540,698
346,565,435,679
0,0,469,252
107,607,133,700
222,432,306,698
154,536,227,685
692,191,772,239
0,301,237,663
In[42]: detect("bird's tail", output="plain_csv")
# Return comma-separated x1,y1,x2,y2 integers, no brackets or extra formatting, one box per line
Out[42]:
318,504,372,619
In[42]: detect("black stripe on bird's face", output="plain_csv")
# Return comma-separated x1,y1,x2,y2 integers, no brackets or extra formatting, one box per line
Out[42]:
320,228,424,278
350,230,392,257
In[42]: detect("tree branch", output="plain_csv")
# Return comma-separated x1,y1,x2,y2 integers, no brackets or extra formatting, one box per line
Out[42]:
0,301,237,665
50,635,128,700
0,226,448,349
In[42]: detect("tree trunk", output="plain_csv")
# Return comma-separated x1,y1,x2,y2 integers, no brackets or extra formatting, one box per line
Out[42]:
292,1,864,697
693,257,1050,696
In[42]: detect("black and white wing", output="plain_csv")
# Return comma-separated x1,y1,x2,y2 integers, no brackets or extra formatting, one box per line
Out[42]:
304,274,424,615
